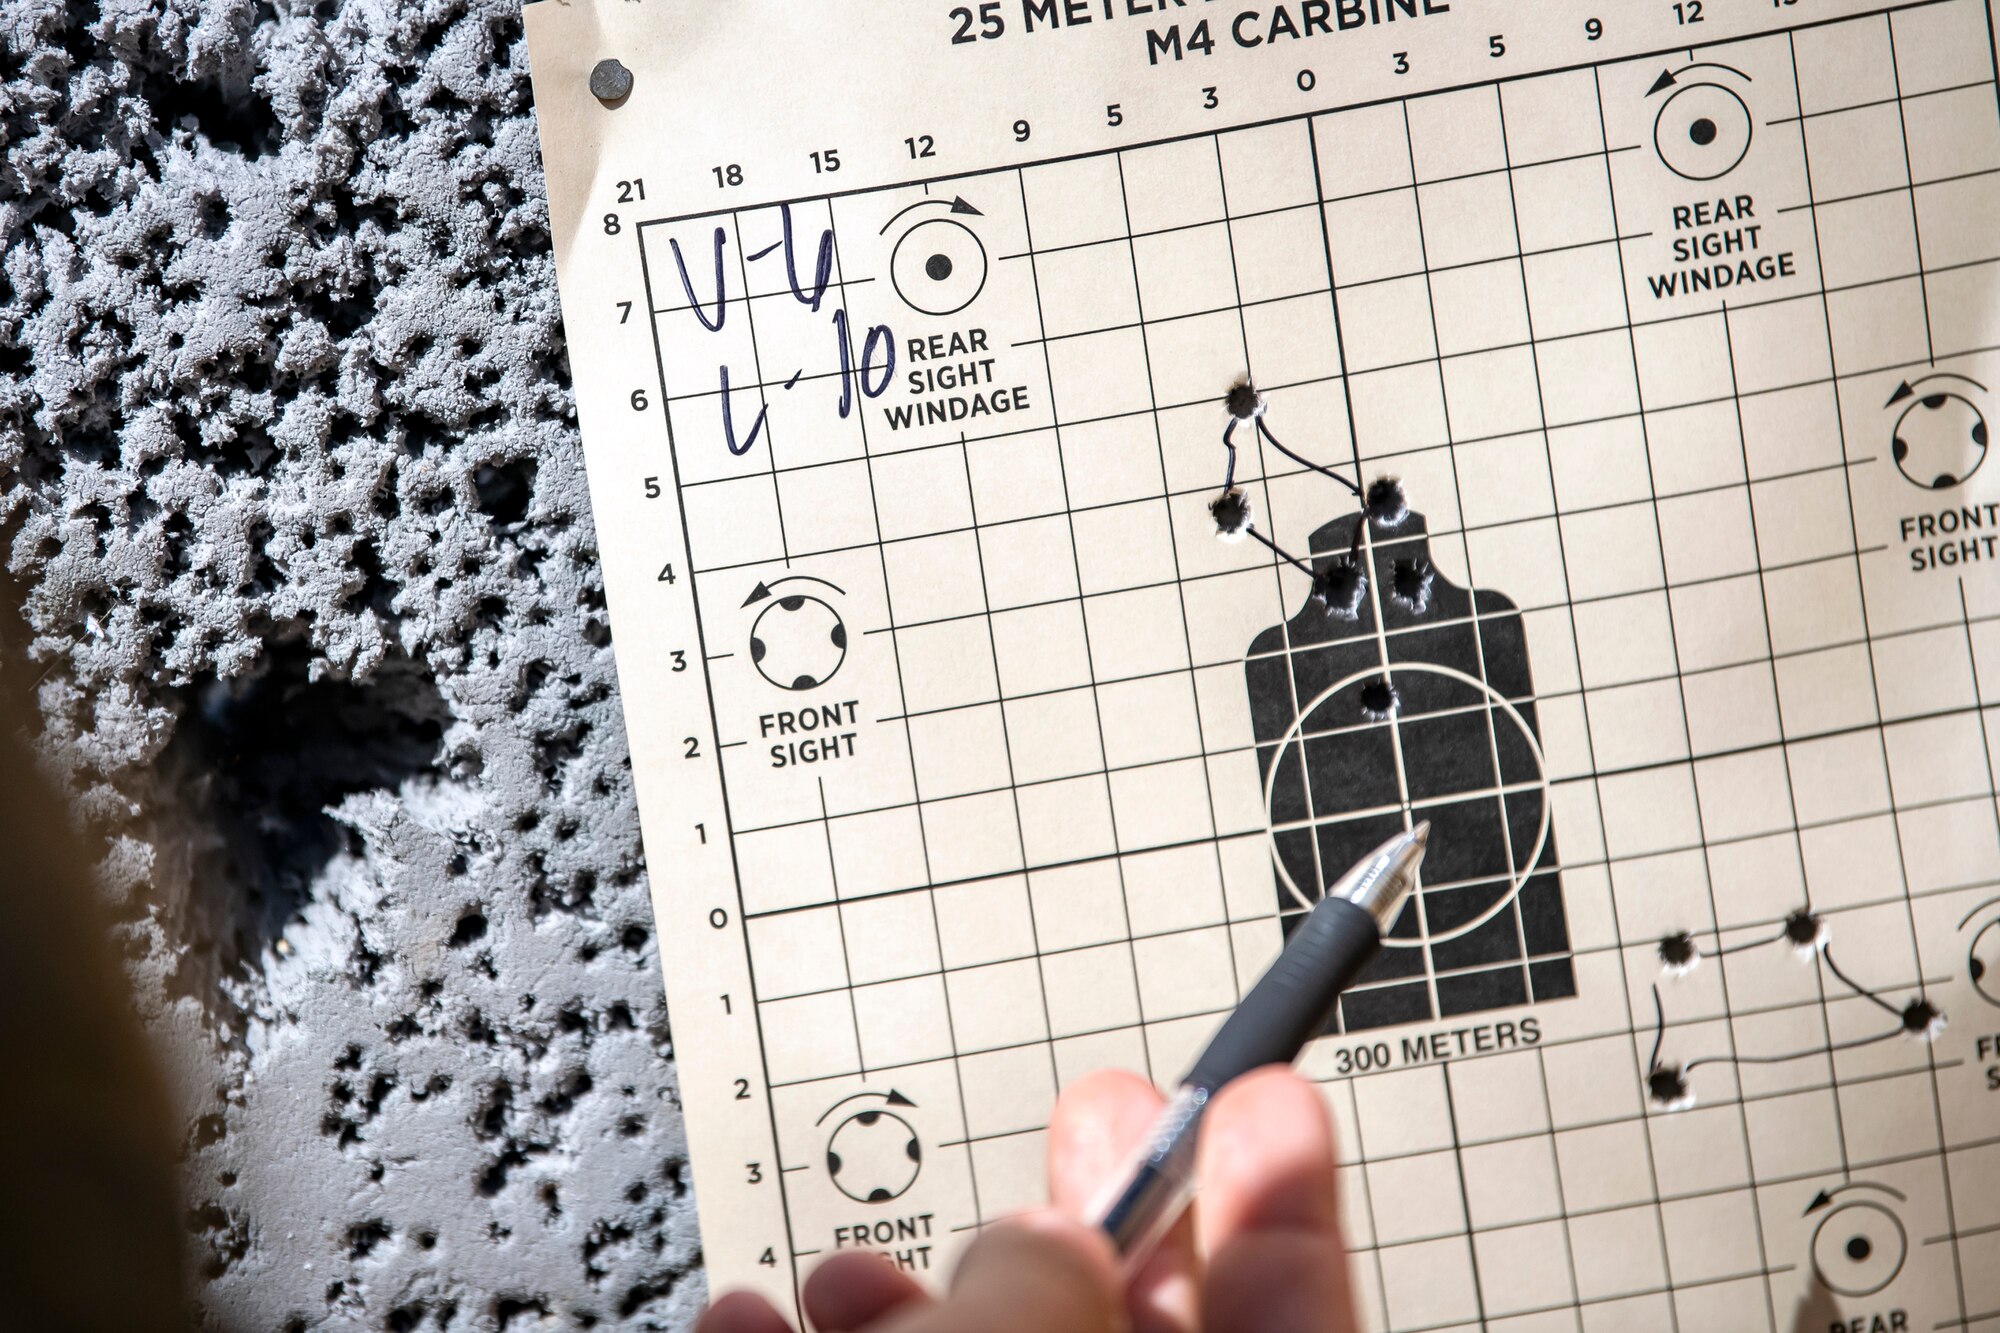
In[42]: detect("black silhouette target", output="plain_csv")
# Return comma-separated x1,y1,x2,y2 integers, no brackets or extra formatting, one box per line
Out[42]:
750,595,847,691
1655,82,1752,180
1811,1201,1907,1298
891,218,988,316
1892,392,1988,490
826,1110,922,1204
1247,508,1574,1033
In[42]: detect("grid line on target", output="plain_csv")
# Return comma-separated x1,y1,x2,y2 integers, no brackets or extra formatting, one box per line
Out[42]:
629,307,2000,528
1395,89,1532,1025
1114,137,1247,1017
1585,63,1786,1325
822,193,1043,1232
1786,14,1982,1324
1009,161,1158,1083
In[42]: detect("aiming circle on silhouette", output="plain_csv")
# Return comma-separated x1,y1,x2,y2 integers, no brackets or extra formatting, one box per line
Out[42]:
1810,1201,1907,1298
825,1110,922,1204
1262,661,1551,946
749,594,847,691
1654,82,1753,180
890,218,988,316
1892,392,1988,490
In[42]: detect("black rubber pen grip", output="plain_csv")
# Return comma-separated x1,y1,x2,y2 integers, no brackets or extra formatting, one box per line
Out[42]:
1184,896,1381,1091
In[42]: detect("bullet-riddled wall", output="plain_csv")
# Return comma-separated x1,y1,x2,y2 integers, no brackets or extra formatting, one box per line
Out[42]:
0,3,702,1327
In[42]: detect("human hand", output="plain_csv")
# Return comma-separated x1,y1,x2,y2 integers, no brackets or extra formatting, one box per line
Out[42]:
694,1065,1357,1333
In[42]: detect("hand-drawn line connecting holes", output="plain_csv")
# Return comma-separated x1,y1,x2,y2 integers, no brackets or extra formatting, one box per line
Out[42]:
1260,660,1553,946
1211,382,1396,598
1645,910,1946,1111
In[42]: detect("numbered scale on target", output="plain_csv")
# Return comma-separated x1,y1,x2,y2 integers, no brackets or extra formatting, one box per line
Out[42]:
574,3,1827,223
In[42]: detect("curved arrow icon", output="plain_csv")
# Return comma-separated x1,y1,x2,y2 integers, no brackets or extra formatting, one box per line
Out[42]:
1804,1180,1907,1216
744,574,848,608
879,196,983,236
1648,61,1753,95
815,1089,917,1125
1888,372,1988,407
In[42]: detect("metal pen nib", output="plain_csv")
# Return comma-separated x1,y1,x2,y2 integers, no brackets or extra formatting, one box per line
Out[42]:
1327,821,1428,931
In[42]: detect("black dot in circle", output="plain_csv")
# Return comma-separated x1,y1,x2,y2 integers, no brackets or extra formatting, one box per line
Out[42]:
1846,1235,1872,1262
925,253,953,281
1689,117,1718,146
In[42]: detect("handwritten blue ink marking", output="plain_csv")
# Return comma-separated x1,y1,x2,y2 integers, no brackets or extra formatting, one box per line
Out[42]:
669,227,729,333
860,324,896,399
833,310,897,419
719,364,767,456
778,204,834,313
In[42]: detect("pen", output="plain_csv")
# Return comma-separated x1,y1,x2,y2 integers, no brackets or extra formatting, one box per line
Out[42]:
1086,823,1430,1267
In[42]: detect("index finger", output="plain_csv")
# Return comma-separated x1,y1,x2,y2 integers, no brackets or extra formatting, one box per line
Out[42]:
1197,1066,1342,1247
1049,1069,1202,1333
1196,1067,1357,1333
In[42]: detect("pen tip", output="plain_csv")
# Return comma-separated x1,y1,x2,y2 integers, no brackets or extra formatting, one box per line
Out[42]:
1333,824,1430,925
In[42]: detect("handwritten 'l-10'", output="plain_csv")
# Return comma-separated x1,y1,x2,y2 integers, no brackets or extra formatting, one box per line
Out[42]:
668,205,897,455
